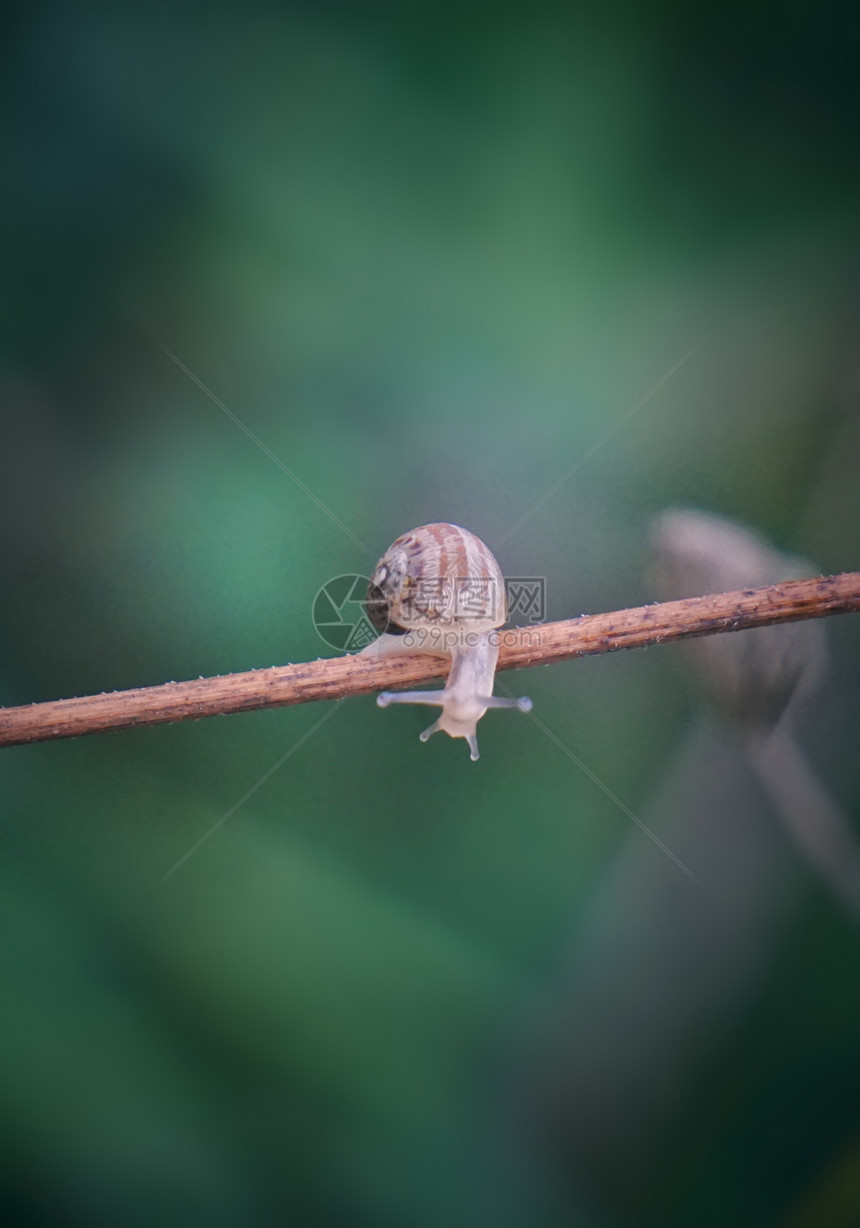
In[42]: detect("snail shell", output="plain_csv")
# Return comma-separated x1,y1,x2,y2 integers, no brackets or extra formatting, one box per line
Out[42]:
365,522,506,636
362,523,531,761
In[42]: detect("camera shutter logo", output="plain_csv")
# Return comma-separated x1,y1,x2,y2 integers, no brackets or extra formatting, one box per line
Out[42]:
312,575,378,650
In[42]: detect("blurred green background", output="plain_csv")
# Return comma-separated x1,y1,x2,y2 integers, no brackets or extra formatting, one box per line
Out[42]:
3,2,860,1224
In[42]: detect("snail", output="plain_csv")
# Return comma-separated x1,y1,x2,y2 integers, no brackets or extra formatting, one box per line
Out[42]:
649,508,826,728
360,523,532,760
650,508,860,917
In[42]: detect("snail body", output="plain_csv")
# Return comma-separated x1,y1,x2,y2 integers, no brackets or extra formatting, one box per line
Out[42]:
361,523,532,760
650,508,825,727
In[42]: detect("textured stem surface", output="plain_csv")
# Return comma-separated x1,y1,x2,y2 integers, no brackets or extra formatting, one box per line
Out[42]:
1,573,858,748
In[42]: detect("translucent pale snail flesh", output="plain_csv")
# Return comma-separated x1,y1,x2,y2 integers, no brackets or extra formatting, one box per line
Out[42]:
360,523,532,760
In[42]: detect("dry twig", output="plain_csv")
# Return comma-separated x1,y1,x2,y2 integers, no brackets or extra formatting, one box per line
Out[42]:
1,573,858,749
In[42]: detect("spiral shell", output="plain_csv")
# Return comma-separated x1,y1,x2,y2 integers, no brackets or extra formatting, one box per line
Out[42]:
365,523,506,636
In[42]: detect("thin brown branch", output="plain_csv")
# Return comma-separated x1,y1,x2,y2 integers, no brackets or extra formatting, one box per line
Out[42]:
2,573,858,749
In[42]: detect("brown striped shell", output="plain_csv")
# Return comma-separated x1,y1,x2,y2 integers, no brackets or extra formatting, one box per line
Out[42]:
365,523,507,635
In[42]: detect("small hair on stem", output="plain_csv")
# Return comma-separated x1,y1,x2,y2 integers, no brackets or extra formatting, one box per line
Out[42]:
0,572,858,749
